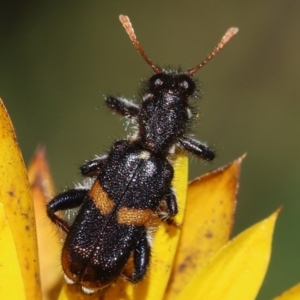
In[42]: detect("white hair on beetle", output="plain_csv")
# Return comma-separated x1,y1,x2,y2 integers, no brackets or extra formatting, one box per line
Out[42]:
74,177,95,190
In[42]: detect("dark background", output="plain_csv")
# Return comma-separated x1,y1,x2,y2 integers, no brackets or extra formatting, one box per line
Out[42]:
0,1,299,299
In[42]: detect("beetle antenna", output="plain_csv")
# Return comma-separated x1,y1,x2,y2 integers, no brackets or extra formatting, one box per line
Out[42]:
186,27,239,76
119,15,162,74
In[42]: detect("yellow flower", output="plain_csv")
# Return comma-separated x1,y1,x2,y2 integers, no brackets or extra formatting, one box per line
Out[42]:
0,99,41,299
0,97,298,300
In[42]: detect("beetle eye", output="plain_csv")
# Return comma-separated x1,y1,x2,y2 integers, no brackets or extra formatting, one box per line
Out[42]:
154,78,163,86
179,80,189,89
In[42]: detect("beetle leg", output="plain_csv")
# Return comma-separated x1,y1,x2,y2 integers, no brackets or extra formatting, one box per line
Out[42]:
47,189,88,233
164,188,178,217
157,189,181,228
123,232,150,283
179,136,215,161
106,96,140,118
80,155,108,177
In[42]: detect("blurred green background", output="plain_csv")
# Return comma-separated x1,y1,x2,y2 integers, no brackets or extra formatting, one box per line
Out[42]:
0,1,299,298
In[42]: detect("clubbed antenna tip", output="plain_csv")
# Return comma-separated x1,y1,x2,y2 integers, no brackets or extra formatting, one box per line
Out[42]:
119,15,162,73
186,27,239,76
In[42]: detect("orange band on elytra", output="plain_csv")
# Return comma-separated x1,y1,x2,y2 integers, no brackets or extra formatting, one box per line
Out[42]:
88,181,115,215
117,207,152,226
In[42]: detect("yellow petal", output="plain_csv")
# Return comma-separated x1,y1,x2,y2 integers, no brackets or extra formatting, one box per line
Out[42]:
273,283,300,300
58,284,84,300
165,156,243,299
0,98,42,299
104,153,188,300
0,203,26,300
28,147,63,300
177,209,280,300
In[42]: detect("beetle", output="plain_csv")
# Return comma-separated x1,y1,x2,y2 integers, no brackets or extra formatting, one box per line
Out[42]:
47,15,238,294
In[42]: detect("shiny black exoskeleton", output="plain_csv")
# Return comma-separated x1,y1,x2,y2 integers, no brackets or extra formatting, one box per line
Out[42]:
47,15,238,294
